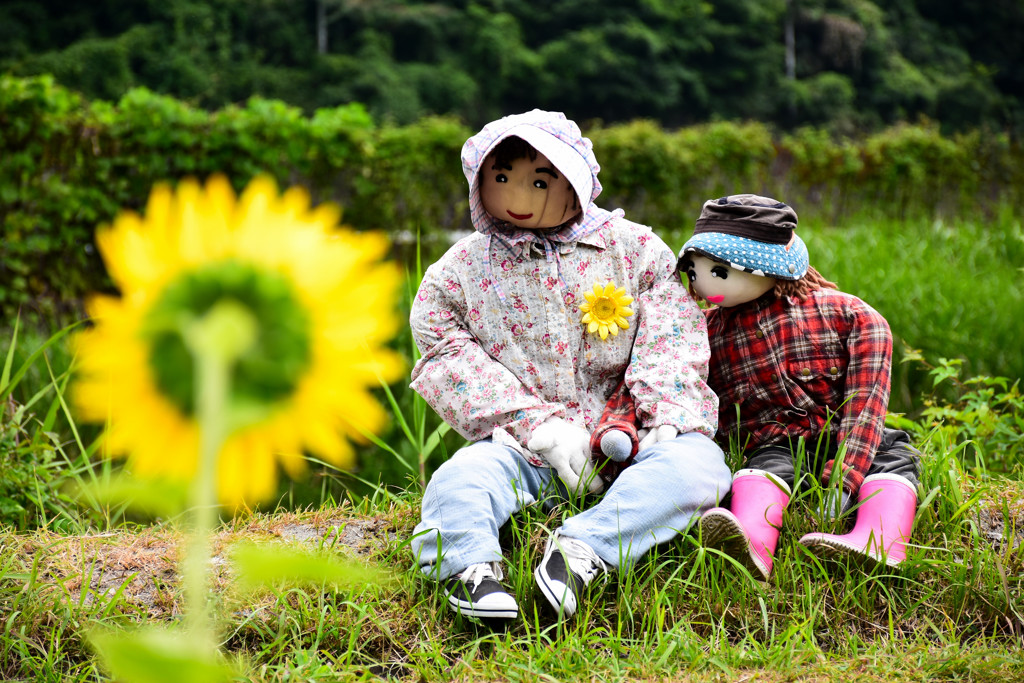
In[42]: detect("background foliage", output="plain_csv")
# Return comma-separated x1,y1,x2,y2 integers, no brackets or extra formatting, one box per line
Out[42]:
2,5,1023,679
3,79,1023,516
1,0,1022,133
4,73,1023,322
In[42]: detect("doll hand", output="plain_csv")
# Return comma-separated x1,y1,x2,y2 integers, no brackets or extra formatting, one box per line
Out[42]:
820,488,853,521
599,430,634,463
528,417,604,495
637,425,679,452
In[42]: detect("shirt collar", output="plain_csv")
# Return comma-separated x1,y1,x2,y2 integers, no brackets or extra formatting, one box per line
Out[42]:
578,228,607,250
513,225,606,257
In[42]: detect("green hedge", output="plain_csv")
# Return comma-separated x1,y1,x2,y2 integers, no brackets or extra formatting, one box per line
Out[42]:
3,74,1023,319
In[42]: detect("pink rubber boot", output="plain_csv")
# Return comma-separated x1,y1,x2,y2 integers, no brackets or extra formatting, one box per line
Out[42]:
700,469,791,581
799,473,917,567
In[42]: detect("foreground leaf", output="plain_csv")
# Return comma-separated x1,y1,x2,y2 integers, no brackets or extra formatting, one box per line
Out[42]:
231,541,392,591
89,625,238,683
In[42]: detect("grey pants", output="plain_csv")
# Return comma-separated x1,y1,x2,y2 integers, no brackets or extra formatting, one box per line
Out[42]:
744,428,921,492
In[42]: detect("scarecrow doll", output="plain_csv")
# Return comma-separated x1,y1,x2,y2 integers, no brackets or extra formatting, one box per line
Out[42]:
596,194,921,580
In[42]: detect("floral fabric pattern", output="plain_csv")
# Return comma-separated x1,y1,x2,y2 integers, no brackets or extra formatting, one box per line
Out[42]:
410,219,718,465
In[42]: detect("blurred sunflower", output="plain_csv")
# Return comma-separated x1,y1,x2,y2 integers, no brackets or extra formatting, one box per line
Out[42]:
74,175,404,506
579,282,634,340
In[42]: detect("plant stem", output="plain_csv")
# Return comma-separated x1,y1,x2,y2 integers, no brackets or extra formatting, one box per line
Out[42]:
184,330,229,642
181,300,255,643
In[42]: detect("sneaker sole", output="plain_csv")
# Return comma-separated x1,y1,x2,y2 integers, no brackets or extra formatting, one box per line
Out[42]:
534,565,577,619
446,594,518,619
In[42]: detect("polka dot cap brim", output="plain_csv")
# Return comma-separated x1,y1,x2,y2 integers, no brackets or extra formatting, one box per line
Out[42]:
681,230,809,281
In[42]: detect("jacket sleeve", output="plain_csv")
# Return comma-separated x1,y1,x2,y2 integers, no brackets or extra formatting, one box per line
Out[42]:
823,302,893,494
624,247,718,439
408,261,562,454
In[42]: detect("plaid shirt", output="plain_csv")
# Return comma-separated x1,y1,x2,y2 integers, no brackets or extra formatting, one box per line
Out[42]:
707,288,893,494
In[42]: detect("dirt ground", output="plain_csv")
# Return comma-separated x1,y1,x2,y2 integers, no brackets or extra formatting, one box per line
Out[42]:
12,511,398,619
8,482,1022,620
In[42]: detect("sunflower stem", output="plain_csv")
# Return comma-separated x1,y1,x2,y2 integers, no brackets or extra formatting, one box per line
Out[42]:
181,300,256,645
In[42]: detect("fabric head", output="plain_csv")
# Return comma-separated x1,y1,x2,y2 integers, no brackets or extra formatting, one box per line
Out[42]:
680,194,809,281
461,110,623,302
461,109,612,240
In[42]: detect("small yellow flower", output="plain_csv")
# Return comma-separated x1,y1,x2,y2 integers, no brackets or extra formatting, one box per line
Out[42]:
74,175,404,506
579,282,634,340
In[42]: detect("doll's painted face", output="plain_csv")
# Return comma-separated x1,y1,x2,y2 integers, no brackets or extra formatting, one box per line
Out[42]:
480,148,579,230
682,253,776,307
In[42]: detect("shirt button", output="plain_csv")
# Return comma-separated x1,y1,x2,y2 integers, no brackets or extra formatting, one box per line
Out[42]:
755,330,764,339
770,373,778,382
829,366,840,375
801,368,812,377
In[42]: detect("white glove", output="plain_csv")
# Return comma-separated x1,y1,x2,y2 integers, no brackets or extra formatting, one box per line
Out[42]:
637,424,679,452
527,417,604,495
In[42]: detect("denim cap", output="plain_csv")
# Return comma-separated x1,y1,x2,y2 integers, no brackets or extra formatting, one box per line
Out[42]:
679,194,809,281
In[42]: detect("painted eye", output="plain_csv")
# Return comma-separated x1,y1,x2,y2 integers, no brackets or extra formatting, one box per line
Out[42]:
711,266,729,279
533,179,548,189
495,173,508,183
686,270,697,283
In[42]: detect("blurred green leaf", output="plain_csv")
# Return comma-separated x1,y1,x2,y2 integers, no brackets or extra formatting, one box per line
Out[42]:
73,474,189,519
231,541,392,592
89,626,238,683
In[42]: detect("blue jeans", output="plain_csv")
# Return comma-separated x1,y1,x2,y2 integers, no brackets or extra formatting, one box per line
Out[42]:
411,432,731,580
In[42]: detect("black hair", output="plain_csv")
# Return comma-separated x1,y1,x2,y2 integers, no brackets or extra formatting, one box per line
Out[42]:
488,136,538,168
484,135,581,217
676,251,837,301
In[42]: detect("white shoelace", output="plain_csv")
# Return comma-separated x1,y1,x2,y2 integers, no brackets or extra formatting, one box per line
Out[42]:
459,562,504,590
557,535,608,584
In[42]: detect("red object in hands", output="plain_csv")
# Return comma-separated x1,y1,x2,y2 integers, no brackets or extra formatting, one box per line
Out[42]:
589,380,640,485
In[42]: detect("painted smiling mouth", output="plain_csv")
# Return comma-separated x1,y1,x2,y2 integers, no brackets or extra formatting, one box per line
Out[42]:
507,210,533,220
706,295,725,304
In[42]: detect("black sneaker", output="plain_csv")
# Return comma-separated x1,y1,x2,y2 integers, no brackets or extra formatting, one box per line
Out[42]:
534,531,607,619
443,562,518,619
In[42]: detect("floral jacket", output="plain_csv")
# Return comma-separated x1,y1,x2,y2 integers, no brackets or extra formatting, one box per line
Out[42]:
409,220,718,465
409,110,717,465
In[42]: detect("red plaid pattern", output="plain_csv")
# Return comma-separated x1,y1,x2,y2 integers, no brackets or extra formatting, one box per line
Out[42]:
590,380,639,484
707,289,893,493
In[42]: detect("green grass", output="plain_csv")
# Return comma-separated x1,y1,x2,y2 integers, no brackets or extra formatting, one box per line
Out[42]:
2,438,1023,681
1,214,1022,681
803,211,1024,414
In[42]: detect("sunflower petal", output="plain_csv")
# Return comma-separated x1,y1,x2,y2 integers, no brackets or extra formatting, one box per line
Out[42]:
72,175,402,507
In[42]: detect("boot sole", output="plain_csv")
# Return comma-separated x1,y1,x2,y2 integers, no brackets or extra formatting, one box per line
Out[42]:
701,510,771,581
799,535,901,568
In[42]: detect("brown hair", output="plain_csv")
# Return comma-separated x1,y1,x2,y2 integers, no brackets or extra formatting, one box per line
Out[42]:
773,265,837,300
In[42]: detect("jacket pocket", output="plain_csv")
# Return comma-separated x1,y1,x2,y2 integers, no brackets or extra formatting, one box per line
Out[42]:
787,356,845,409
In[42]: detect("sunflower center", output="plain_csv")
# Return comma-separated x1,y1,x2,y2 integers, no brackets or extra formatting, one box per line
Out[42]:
593,298,617,320
142,260,312,417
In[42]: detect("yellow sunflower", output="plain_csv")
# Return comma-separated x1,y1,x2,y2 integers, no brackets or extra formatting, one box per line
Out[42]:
74,175,404,506
579,282,634,340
